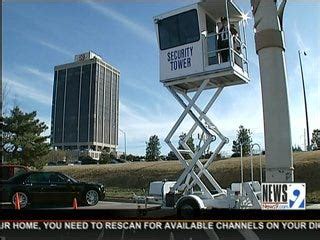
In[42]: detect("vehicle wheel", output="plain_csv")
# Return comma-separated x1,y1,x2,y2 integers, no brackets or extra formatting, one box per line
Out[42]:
85,189,99,206
177,199,200,219
11,192,29,209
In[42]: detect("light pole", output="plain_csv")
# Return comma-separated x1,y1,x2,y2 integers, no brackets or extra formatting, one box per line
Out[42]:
119,128,127,161
298,50,310,151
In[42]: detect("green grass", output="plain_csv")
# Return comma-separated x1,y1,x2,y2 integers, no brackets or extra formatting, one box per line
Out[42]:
44,150,320,202
106,187,145,201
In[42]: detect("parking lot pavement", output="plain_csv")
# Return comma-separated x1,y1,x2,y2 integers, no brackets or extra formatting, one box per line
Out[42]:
2,201,320,210
1,201,161,210
50,201,162,210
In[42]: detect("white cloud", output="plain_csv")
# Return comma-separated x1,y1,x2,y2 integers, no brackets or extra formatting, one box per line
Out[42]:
123,80,174,109
118,90,266,155
86,1,156,46
36,39,73,57
294,25,310,52
21,66,53,83
4,77,52,106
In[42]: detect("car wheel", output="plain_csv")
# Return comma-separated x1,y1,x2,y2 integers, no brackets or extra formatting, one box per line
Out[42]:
85,189,99,206
177,199,200,219
11,192,29,209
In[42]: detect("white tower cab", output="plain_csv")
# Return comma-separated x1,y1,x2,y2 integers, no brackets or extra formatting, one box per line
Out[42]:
155,0,249,90
153,0,262,212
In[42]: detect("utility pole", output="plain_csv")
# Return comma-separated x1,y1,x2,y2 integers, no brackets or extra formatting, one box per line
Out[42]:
119,129,127,161
251,0,294,182
298,50,310,151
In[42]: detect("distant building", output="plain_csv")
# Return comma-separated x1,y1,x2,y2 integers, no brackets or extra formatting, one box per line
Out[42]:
51,51,119,160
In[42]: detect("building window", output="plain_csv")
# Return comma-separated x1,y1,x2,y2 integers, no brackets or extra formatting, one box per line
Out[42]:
158,9,200,50
64,66,81,143
79,64,91,142
54,69,66,143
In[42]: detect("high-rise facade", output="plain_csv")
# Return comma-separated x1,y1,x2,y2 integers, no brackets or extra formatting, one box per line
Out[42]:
51,52,119,160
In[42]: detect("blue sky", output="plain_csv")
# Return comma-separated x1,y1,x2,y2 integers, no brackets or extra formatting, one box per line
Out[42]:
3,1,319,156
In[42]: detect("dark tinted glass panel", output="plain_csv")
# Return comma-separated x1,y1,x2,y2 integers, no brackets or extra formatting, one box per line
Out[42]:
111,73,117,145
48,173,67,183
26,173,50,184
98,65,105,143
158,9,199,50
79,64,91,142
158,15,179,50
64,67,81,143
89,64,96,142
54,69,66,143
179,10,200,43
104,70,111,144
51,71,57,144
114,75,119,145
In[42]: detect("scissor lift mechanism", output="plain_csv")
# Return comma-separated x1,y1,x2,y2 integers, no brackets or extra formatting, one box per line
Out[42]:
165,79,228,199
163,77,262,210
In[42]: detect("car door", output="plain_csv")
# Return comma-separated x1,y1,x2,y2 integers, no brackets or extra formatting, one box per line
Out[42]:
47,173,75,204
24,172,51,204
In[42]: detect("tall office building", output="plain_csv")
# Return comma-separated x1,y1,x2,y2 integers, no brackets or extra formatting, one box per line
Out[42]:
51,51,119,160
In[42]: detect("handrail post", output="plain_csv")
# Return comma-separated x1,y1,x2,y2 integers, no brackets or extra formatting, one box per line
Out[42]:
250,145,254,185
250,143,263,184
240,143,243,195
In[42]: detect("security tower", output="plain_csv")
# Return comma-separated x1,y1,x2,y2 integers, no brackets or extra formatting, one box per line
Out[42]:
154,0,261,210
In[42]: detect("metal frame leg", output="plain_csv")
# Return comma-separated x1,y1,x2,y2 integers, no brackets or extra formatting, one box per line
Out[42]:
165,80,229,199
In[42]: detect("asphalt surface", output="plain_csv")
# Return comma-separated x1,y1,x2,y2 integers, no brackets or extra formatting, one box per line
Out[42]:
2,201,320,210
44,202,320,210
41,201,161,210
0,201,161,210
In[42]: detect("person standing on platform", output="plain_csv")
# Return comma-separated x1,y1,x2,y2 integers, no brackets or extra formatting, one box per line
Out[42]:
218,17,229,63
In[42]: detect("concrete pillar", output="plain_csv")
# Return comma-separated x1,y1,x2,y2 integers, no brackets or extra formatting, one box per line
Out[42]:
251,0,294,182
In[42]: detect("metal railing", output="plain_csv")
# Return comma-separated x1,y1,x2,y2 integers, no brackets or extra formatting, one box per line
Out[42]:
250,143,263,184
239,143,263,195
205,31,249,73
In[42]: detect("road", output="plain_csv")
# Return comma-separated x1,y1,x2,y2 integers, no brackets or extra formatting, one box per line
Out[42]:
1,201,161,210
2,201,320,209
41,201,161,210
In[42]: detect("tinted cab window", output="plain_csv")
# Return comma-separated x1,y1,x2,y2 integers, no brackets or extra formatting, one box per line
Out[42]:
158,9,200,50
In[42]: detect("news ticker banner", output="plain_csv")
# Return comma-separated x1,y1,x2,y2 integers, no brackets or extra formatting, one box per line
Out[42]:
1,221,320,231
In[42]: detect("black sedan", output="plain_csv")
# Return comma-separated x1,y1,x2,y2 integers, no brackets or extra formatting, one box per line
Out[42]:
0,171,105,208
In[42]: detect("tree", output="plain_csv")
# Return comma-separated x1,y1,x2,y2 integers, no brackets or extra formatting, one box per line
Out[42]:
292,145,303,152
125,154,140,162
311,129,320,150
167,151,178,161
232,125,252,157
178,133,195,152
36,149,71,169
145,135,161,161
3,106,50,167
99,150,116,164
177,133,195,159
